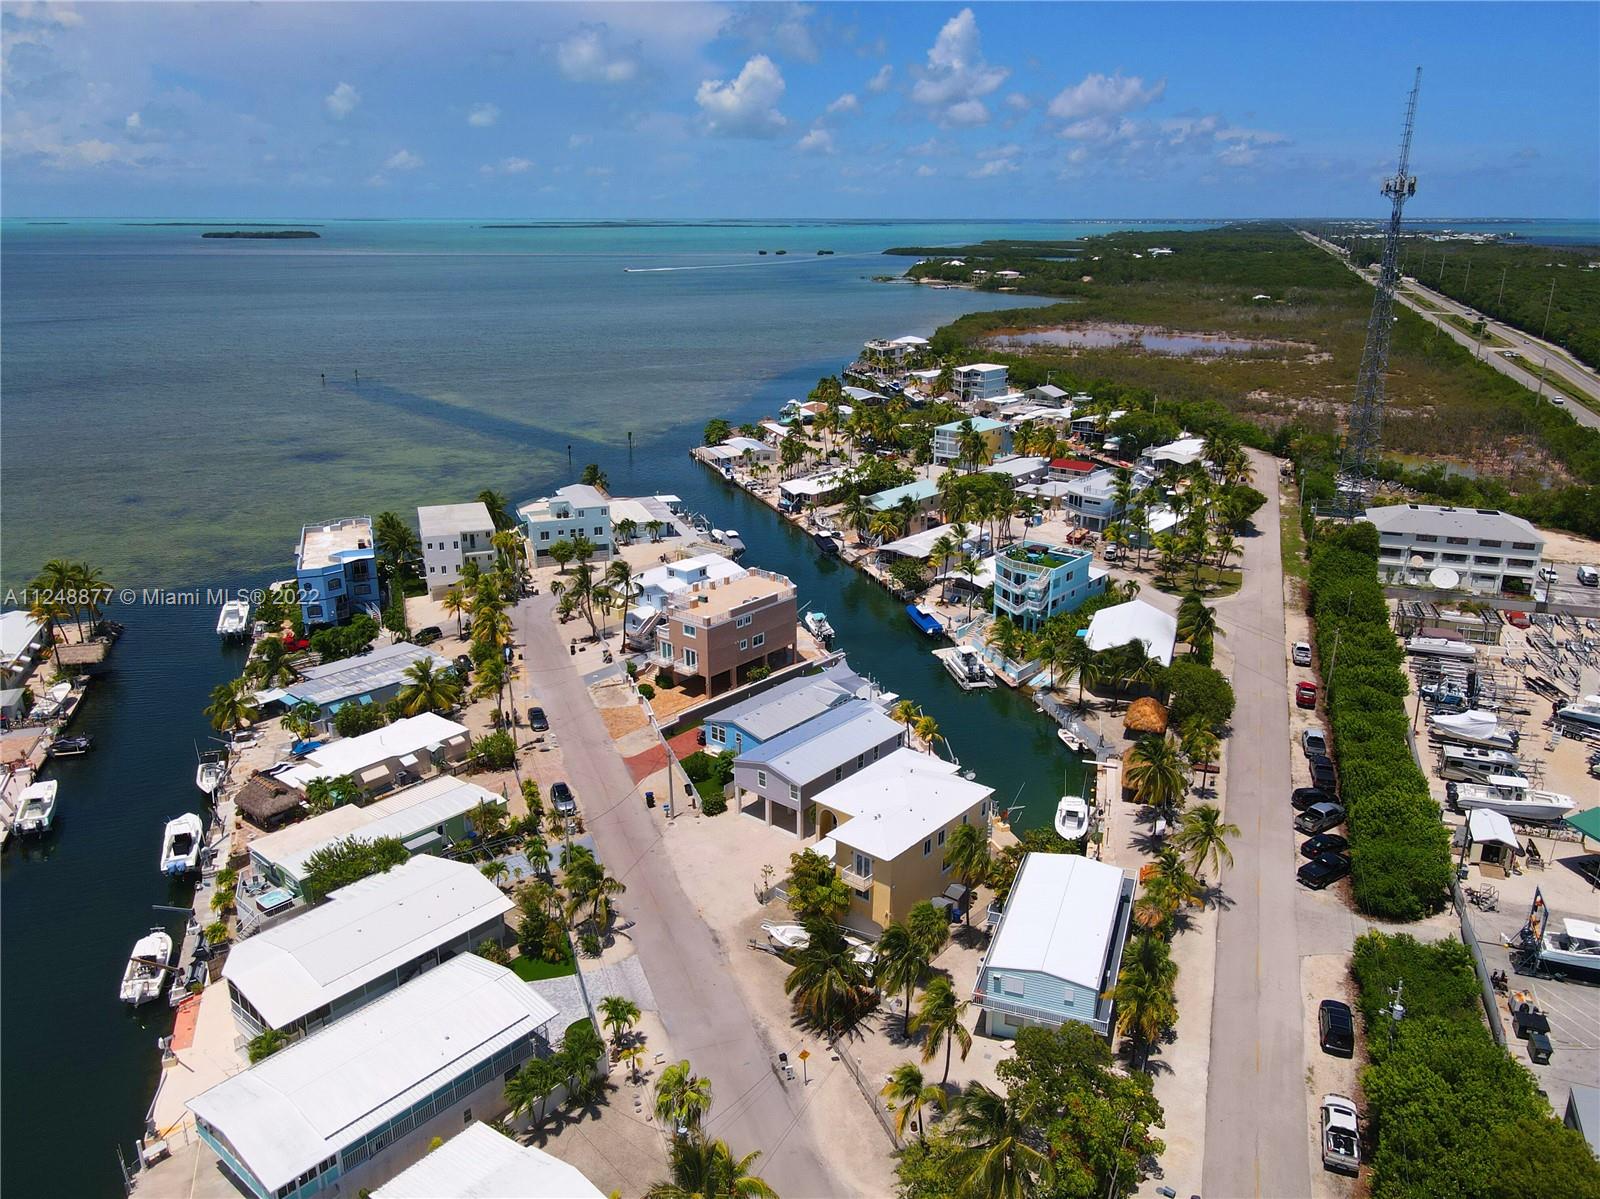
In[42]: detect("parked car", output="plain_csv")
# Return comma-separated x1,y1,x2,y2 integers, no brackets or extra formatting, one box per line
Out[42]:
527,706,549,732
1301,728,1328,758
1320,1095,1361,1174
1292,786,1337,811
1292,641,1313,667
1308,754,1338,790
1507,609,1532,628
1301,832,1349,858
1299,852,1352,890
1296,681,1318,709
550,781,576,816
413,626,443,646
454,653,473,675
1318,1000,1356,1057
1295,802,1346,836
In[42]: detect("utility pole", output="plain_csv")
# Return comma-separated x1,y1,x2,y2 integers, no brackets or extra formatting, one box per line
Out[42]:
1540,278,1556,341
1462,258,1471,294
1497,266,1507,308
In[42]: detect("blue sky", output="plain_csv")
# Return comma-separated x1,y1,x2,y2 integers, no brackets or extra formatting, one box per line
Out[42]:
2,1,1595,218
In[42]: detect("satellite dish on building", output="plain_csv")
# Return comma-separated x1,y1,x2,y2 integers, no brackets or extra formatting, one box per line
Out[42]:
1429,567,1461,590
1409,554,1427,569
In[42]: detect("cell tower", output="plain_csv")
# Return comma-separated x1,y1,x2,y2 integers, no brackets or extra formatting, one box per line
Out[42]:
1336,67,1422,513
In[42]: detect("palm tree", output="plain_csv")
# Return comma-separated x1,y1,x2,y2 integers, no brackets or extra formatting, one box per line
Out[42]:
913,713,941,755
910,976,972,1084
839,491,874,543
891,698,919,733
654,1059,714,1134
439,585,469,636
1134,848,1204,931
505,1055,565,1127
873,921,934,1033
249,637,297,688
491,528,525,576
881,1062,948,1144
1033,628,1071,692
943,823,990,926
1126,735,1190,819
615,516,639,545
784,920,875,1036
929,532,958,600
1176,597,1222,658
563,854,626,934
204,677,259,733
646,1136,776,1199
646,519,666,543
1110,932,1179,1069
397,656,463,715
476,489,515,531
604,559,638,617
598,995,641,1052
373,511,421,577
868,507,905,544
945,1081,1054,1199
1171,804,1238,878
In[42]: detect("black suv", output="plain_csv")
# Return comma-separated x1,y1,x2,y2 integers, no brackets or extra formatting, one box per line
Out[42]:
1298,852,1352,889
1292,786,1337,812
1301,832,1349,858
1319,1000,1356,1057
1308,754,1338,791
527,707,549,732
413,626,443,646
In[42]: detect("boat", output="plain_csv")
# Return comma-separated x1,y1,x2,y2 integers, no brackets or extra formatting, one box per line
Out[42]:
811,529,842,556
709,528,746,557
1539,918,1600,983
159,813,205,876
119,929,174,1006
1437,744,1521,783
1406,636,1476,661
1555,695,1600,732
803,611,835,646
1057,726,1088,753
1428,709,1518,752
934,645,995,690
216,599,251,640
1446,776,1577,823
47,734,94,757
195,750,227,796
12,780,59,836
1054,793,1091,840
761,921,873,964
906,604,944,638
30,681,73,721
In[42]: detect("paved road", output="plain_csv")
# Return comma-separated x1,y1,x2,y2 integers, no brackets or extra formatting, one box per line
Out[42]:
515,595,841,1198
1300,231,1600,430
1203,452,1311,1198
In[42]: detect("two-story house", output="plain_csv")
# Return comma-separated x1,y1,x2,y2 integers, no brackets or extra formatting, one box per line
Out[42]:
518,485,612,561
417,502,498,595
1365,503,1545,595
654,568,798,696
866,478,944,530
296,517,380,628
732,700,906,835
1060,468,1125,531
704,664,889,755
974,852,1134,1039
992,541,1107,631
953,363,1010,402
623,553,747,649
932,417,1012,467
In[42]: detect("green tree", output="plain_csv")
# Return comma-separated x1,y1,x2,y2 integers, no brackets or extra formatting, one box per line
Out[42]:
1164,661,1235,733
396,656,463,716
247,1029,289,1063
942,823,990,926
784,919,876,1036
910,976,972,1085
476,489,515,532
373,511,421,578
505,1055,565,1127
646,1136,777,1199
881,1061,948,1145
655,1059,714,1134
440,584,470,636
300,835,408,903
1111,932,1179,1068
874,921,935,1035
598,994,641,1051
547,539,576,574
785,851,852,924
703,418,733,446
1125,735,1190,818
1171,803,1238,877
1175,594,1222,660
204,677,260,733
944,1081,1053,1199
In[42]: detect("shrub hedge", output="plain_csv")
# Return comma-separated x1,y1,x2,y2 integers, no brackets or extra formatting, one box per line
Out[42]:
1307,523,1450,920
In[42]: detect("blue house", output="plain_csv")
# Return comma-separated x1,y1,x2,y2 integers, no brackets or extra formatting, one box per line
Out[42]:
975,852,1134,1039
296,517,380,628
992,540,1106,631
704,664,881,756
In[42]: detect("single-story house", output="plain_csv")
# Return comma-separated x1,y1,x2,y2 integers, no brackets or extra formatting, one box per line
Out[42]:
259,642,453,723
1084,600,1179,666
779,468,853,512
704,663,887,755
982,455,1051,486
373,1123,605,1199
866,478,943,529
1025,384,1070,408
733,700,906,835
0,610,45,687
1049,458,1098,481
279,712,471,796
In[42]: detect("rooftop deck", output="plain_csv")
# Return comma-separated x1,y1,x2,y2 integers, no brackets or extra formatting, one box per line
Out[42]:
298,517,375,571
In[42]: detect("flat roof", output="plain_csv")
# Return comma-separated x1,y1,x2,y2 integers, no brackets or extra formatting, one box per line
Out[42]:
821,749,993,860
956,363,1007,373
670,570,794,621
1363,503,1543,545
281,712,468,789
298,517,374,572
1085,599,1178,666
279,642,452,709
710,664,872,741
878,522,961,560
868,478,939,510
417,502,494,537
192,956,556,1193
735,700,903,783
250,776,508,882
985,852,1129,988
373,1123,605,1199
222,854,514,1029
983,455,1049,478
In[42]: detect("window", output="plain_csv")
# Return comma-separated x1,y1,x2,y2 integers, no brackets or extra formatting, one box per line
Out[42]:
1512,541,1536,550
937,829,946,846
853,852,873,879
682,623,697,638
1446,536,1469,545
327,577,343,592
757,770,768,788
683,648,698,670
857,753,865,769
834,765,844,782
923,838,932,857
1479,539,1501,548
463,1109,472,1124
708,726,725,745
753,633,766,648
594,526,603,535
736,615,753,629
739,639,748,651
789,784,800,801
539,531,550,542
1003,975,1025,997
1415,533,1438,543
658,639,673,660
452,540,459,549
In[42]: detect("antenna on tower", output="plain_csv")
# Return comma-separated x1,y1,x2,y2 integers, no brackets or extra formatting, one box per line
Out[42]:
1336,67,1422,515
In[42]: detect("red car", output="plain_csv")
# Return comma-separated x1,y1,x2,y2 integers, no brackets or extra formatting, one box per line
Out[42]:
1507,610,1530,629
1296,681,1318,709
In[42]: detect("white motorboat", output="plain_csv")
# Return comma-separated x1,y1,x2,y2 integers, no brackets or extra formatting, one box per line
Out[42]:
1057,727,1087,753
215,599,251,640
1446,776,1577,823
160,813,205,876
119,929,173,1005
934,645,996,690
710,528,746,557
1428,709,1518,752
760,921,874,964
1437,744,1521,783
1539,918,1600,982
1555,695,1600,732
1054,794,1091,840
803,611,836,646
1406,636,1476,661
12,780,59,836
195,751,227,797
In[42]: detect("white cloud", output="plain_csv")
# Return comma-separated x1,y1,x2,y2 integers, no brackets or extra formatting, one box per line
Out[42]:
500,156,533,173
1058,115,1142,145
911,8,1008,123
365,173,387,188
826,92,859,117
905,136,955,157
1005,92,1030,112
556,29,638,84
467,103,500,127
728,2,819,62
978,143,1022,160
324,82,361,120
124,112,142,131
568,133,592,149
1048,71,1164,121
866,64,893,94
695,55,787,138
796,128,835,154
915,163,936,177
968,156,1018,179
384,148,423,170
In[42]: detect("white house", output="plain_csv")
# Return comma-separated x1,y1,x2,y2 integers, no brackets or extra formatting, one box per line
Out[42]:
279,712,471,795
974,852,1134,1038
417,502,497,595
624,553,747,647
1085,599,1179,666
373,1123,605,1199
1059,469,1125,531
954,363,1011,402
1139,436,1207,473
0,610,45,687
518,484,612,560
1365,503,1545,595
1024,384,1070,408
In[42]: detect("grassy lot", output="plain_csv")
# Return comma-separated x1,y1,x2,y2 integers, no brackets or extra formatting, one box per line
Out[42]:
1278,485,1309,587
512,949,577,981
1151,565,1242,599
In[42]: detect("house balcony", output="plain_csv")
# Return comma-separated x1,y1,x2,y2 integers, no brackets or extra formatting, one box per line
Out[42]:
839,864,873,890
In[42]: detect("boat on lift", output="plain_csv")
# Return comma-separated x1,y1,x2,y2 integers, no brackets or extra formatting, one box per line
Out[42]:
12,780,59,836
216,599,252,640
119,929,174,1006
195,750,227,797
1428,709,1518,752
159,813,205,876
906,604,944,638
803,611,836,647
1054,793,1091,840
47,734,94,758
934,645,995,690
1445,776,1577,824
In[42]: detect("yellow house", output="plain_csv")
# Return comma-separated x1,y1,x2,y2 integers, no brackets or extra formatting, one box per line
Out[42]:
811,748,994,935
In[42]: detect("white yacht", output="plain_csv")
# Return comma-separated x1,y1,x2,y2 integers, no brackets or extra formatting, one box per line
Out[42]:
1406,636,1476,661
160,813,205,876
1054,793,1091,840
119,929,173,1006
934,645,996,690
1539,918,1600,982
215,599,251,640
1556,695,1600,732
12,780,59,836
1446,776,1577,823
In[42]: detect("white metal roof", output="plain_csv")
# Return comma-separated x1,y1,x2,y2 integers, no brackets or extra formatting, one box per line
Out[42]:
281,712,469,789
735,700,904,784
417,502,494,537
1085,600,1178,666
280,641,452,709
633,554,745,601
373,1122,605,1198
191,955,556,1193
820,749,993,860
1466,808,1520,850
985,852,1129,988
1363,503,1543,546
710,664,873,741
0,610,44,661
892,335,930,346
222,855,514,1029
1145,436,1206,466
956,362,1007,374
878,522,959,561
250,776,508,882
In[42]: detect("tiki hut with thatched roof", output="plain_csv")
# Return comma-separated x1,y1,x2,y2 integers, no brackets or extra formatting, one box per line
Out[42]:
1124,696,1168,737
